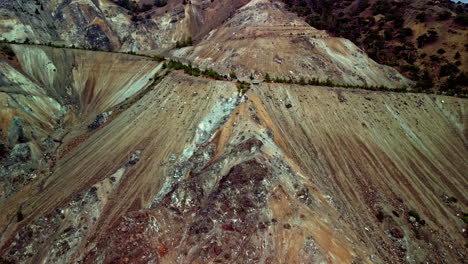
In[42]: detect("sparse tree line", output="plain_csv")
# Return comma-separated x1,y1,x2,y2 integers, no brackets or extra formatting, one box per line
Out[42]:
22,0,466,95
0,35,195,51
0,40,465,97
162,60,251,93
261,72,466,97
163,60,224,80
262,73,409,93
0,39,155,57
281,0,467,96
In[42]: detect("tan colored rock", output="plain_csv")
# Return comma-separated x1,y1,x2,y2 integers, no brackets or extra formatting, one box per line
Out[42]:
172,0,413,88
0,65,465,263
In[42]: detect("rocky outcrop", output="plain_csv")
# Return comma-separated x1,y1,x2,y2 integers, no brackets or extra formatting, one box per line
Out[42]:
0,0,247,51
0,70,466,263
171,0,413,88
0,45,160,202
0,0,465,260
2,0,414,88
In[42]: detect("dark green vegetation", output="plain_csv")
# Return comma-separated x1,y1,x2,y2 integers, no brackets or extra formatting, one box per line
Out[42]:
282,0,467,94
153,55,165,62
416,30,439,48
112,0,166,12
1,41,466,97
408,210,423,223
0,144,8,160
109,0,168,22
164,60,224,80
0,40,157,59
262,73,414,94
175,37,193,48
454,13,468,26
237,80,251,94
1,45,15,58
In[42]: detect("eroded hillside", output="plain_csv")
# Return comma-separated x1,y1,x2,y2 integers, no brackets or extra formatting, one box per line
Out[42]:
0,0,246,51
0,45,466,263
0,0,467,262
2,0,414,89
281,0,468,94
0,44,160,202
171,0,412,88
1,0,466,93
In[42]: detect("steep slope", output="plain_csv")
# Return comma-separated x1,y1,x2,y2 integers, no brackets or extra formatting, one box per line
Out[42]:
0,68,466,263
2,0,465,91
0,0,466,262
281,0,468,93
9,45,160,119
1,0,418,89
0,45,159,202
0,0,247,51
171,0,412,88
251,84,467,263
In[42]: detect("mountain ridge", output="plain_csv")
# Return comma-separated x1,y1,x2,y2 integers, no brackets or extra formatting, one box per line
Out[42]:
0,0,467,263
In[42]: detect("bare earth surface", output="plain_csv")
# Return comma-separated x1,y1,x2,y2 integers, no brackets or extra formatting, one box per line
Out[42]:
0,0,466,262
171,0,412,88
0,45,466,263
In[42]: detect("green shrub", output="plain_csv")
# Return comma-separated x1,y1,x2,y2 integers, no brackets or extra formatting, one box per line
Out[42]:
437,11,451,21
416,13,426,23
167,60,185,70
454,14,468,26
398,28,413,39
430,55,441,62
417,30,438,48
237,80,251,94
175,36,193,48
154,0,167,7
154,55,165,62
298,77,306,85
408,210,421,222
1,45,15,57
416,71,434,90
323,78,333,86
0,143,9,159
229,71,237,79
202,68,222,80
401,64,420,74
440,63,459,77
